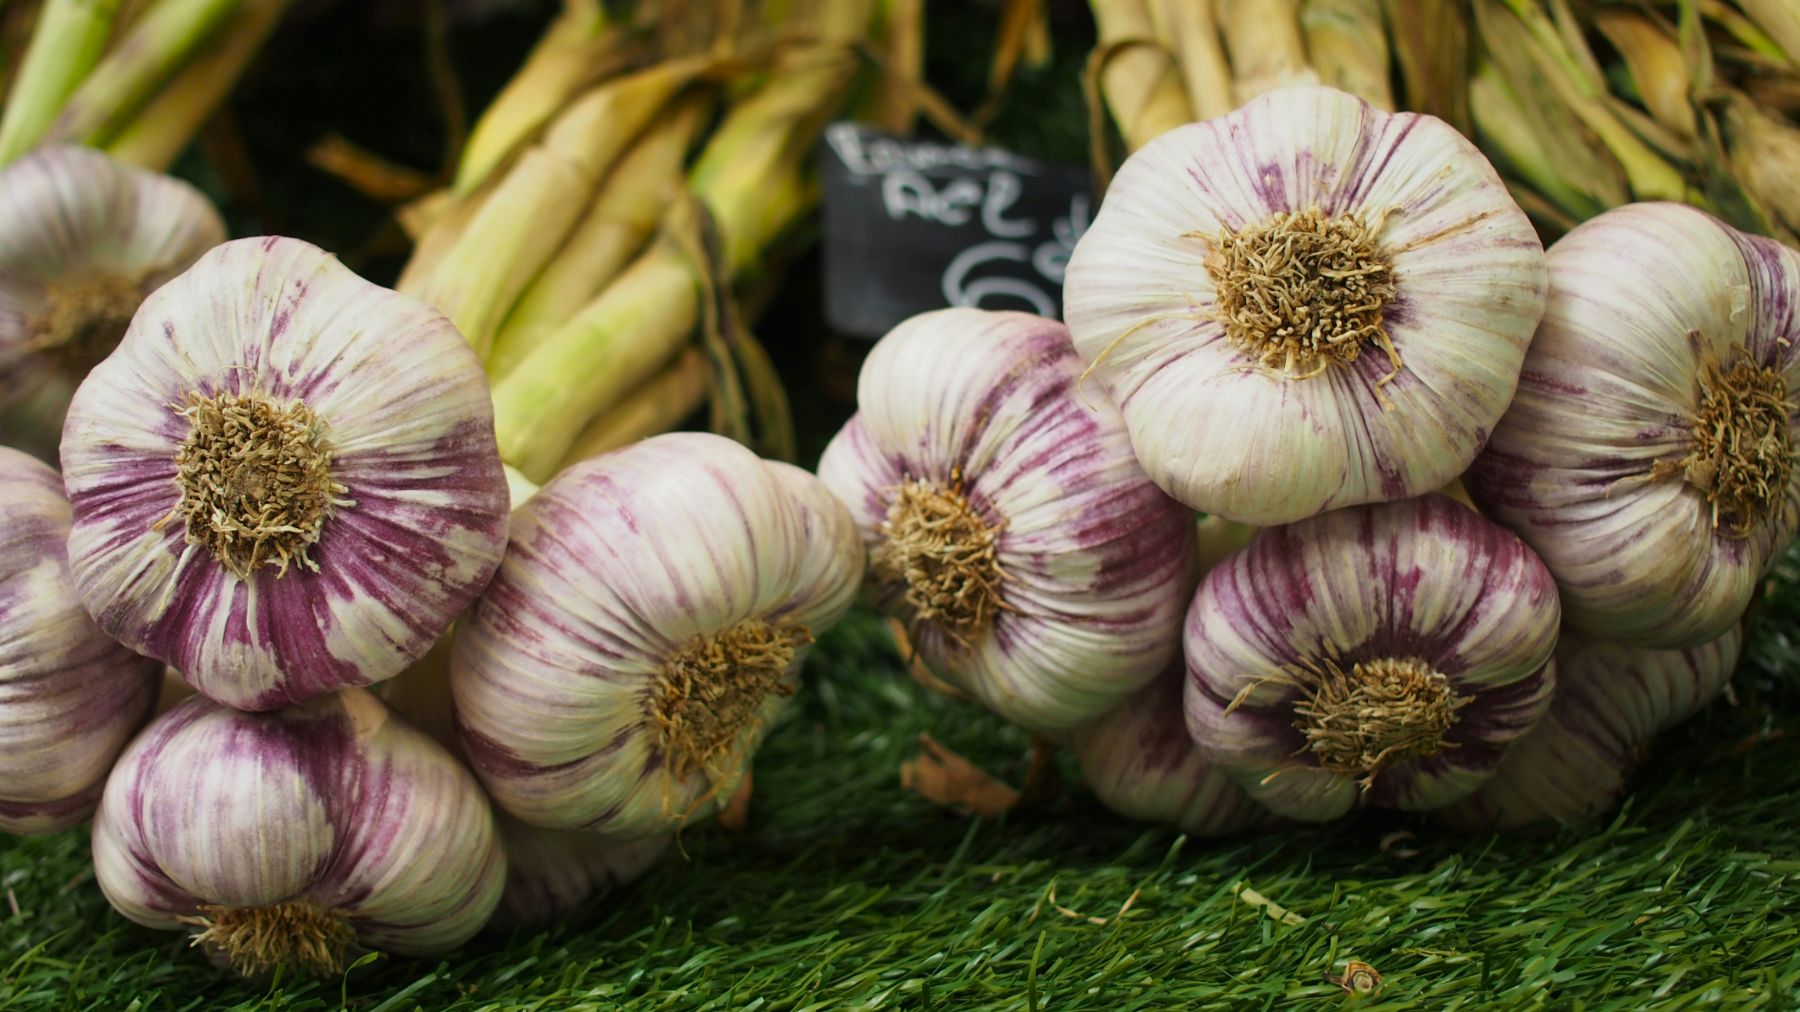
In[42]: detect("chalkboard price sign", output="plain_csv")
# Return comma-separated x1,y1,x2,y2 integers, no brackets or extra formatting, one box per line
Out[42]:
819,122,1092,341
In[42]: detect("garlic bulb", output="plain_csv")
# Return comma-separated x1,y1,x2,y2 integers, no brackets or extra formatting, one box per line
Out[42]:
0,446,160,834
61,236,511,711
1466,202,1800,648
494,816,670,928
453,433,863,837
1069,665,1270,837
1185,494,1560,821
92,688,505,977
0,146,223,463
1441,625,1744,831
1063,85,1547,525
378,632,670,927
817,308,1196,731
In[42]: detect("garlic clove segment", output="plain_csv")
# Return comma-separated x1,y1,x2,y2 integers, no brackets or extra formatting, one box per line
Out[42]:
1440,625,1744,831
452,432,864,837
493,816,671,928
1063,85,1547,525
0,145,223,463
91,688,505,977
61,236,511,711
1069,664,1272,837
1466,202,1800,648
1184,494,1561,821
817,308,1197,732
0,446,160,834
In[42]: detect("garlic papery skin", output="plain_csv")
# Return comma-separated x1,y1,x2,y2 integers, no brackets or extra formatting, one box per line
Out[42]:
1069,665,1271,837
452,433,863,838
91,688,505,977
61,236,511,711
0,145,223,463
1062,85,1547,525
0,446,160,834
494,816,670,928
1440,625,1744,831
1466,203,1800,649
1184,494,1561,822
816,308,1197,732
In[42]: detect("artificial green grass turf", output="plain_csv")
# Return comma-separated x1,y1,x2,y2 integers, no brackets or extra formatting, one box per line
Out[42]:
4,588,1799,1010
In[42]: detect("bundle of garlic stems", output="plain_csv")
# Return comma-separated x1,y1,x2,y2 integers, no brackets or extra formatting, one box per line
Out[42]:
0,0,288,170
1086,0,1800,245
395,0,886,482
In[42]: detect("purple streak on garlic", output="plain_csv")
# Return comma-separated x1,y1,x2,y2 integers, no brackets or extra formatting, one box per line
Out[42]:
493,816,670,928
0,447,160,834
0,146,223,463
60,236,511,711
1184,494,1560,822
1466,202,1800,648
1440,625,1744,831
817,308,1196,731
1063,85,1547,525
1069,665,1271,836
452,433,863,838
91,688,505,977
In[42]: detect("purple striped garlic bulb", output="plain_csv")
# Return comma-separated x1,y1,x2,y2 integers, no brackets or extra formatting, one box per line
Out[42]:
92,688,505,977
453,433,863,838
1185,494,1560,821
1069,665,1271,837
0,146,223,463
378,636,671,927
817,308,1196,731
61,236,511,711
1467,203,1800,648
0,447,160,834
1063,85,1547,525
1441,625,1744,831
494,817,670,927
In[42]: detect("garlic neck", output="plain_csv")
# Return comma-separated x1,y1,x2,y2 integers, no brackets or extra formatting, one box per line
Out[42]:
31,272,142,375
180,899,355,978
1290,655,1469,786
652,618,810,785
1199,207,1400,381
1651,337,1793,539
170,390,351,578
871,476,1007,647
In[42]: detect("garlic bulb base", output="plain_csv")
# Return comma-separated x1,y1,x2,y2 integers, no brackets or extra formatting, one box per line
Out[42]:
655,619,807,788
170,390,351,579
871,477,1006,647
1641,337,1790,540
178,900,356,979
1286,656,1471,787
1204,207,1399,381
32,272,142,375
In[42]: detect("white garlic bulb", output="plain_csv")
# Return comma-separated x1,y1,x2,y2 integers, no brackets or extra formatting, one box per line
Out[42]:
1441,625,1744,830
453,433,863,838
0,145,223,462
92,688,505,977
1069,665,1271,837
1467,202,1800,648
0,446,160,833
61,236,511,710
817,308,1196,732
1063,85,1547,525
1185,494,1561,821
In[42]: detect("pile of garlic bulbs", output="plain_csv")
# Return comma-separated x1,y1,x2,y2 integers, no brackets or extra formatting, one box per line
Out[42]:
830,84,1797,836
5,80,1794,981
1,144,865,977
